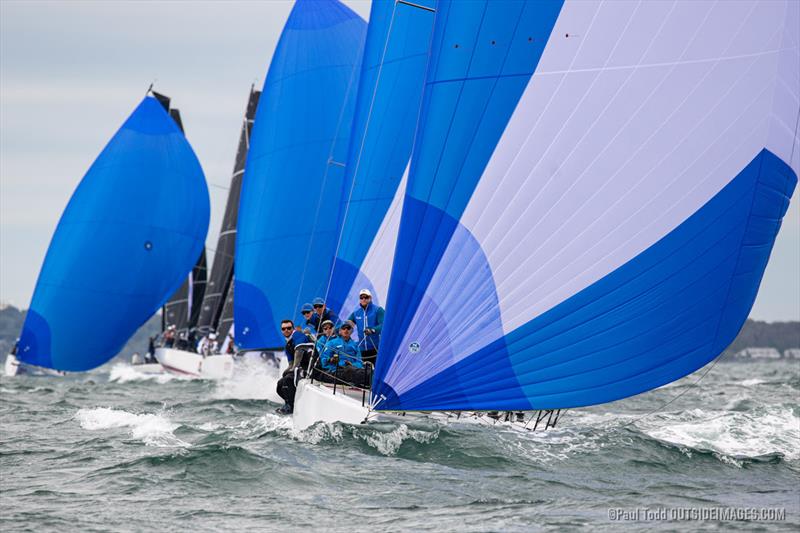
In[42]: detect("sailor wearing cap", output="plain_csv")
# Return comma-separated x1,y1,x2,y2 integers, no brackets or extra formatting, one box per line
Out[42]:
314,319,337,354
346,288,384,365
319,320,361,372
309,297,339,331
298,302,316,334
197,332,219,356
163,325,177,348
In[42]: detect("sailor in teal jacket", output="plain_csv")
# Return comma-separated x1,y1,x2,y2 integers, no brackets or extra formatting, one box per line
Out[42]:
319,321,362,372
346,289,384,364
314,320,336,353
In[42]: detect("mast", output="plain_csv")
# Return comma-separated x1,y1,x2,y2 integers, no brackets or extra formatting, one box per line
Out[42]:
194,87,261,334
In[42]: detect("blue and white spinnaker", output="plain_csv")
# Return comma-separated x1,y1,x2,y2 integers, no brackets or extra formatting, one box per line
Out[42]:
373,0,799,411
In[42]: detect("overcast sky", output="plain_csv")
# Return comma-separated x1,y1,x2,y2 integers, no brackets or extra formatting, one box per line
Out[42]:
1,0,798,322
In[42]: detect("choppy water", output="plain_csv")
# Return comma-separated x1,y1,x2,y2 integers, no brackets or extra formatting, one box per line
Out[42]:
1,359,798,532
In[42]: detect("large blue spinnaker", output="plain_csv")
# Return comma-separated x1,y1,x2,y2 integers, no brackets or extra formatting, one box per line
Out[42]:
326,0,435,318
18,96,210,371
235,0,366,349
373,0,798,411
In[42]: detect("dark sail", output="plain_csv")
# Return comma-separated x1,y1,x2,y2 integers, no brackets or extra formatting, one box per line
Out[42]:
189,249,207,326
217,281,235,341
194,87,260,334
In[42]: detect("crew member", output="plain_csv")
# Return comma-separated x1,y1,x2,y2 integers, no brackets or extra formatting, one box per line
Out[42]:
197,332,219,356
346,289,384,365
309,297,339,331
298,303,315,334
163,325,176,348
276,319,311,414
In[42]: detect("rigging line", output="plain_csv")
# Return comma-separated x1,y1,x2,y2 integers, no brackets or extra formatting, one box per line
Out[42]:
317,1,405,360
613,351,728,434
291,37,365,322
319,1,436,361
323,0,436,308
319,0,402,315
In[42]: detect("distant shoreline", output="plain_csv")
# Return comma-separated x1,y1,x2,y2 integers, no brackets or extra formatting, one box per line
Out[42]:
0,304,797,363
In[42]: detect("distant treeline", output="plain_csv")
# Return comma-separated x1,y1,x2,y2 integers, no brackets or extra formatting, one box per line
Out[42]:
0,305,161,363
723,319,800,356
0,304,797,363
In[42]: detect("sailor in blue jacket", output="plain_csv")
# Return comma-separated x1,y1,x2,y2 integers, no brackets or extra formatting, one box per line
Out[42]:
298,302,316,335
275,318,314,415
346,289,384,365
309,297,339,331
319,321,362,372
314,319,336,354
317,322,372,389
280,319,309,364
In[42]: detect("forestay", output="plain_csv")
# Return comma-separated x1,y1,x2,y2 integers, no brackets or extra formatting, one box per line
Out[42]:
373,0,799,411
235,0,367,349
18,96,210,371
326,0,436,318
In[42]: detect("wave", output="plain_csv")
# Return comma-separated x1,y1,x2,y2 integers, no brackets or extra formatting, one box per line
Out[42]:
636,406,799,465
107,363,175,384
74,407,188,447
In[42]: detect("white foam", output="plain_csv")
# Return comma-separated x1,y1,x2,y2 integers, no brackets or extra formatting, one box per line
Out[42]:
75,407,188,447
641,407,800,463
290,421,344,444
212,357,284,402
738,378,766,387
353,424,439,456
108,363,175,384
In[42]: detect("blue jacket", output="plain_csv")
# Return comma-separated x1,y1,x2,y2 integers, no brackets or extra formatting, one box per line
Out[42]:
347,302,384,352
310,308,340,330
314,333,336,354
284,331,310,362
320,336,362,372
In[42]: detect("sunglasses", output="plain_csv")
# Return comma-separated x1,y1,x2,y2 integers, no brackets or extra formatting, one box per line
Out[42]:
281,326,293,331
323,325,332,330
302,311,312,314
340,326,352,331
313,304,324,309
359,295,371,299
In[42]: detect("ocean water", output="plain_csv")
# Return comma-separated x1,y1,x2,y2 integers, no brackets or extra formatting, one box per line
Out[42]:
1,359,798,532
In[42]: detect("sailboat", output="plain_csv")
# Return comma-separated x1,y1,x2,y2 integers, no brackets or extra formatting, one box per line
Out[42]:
234,0,367,367
5,90,210,377
291,0,799,429
293,0,436,427
154,88,260,380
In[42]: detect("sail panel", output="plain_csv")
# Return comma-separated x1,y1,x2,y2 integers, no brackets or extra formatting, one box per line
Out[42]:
326,0,435,316
18,96,210,371
373,0,798,410
189,249,207,326
235,0,367,349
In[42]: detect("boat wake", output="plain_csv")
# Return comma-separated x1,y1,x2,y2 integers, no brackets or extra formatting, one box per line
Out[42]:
107,363,174,384
212,358,284,402
75,407,188,448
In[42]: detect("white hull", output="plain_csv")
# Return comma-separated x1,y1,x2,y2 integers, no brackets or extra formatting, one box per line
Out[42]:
4,353,66,377
155,347,234,380
292,379,371,430
4,354,20,377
